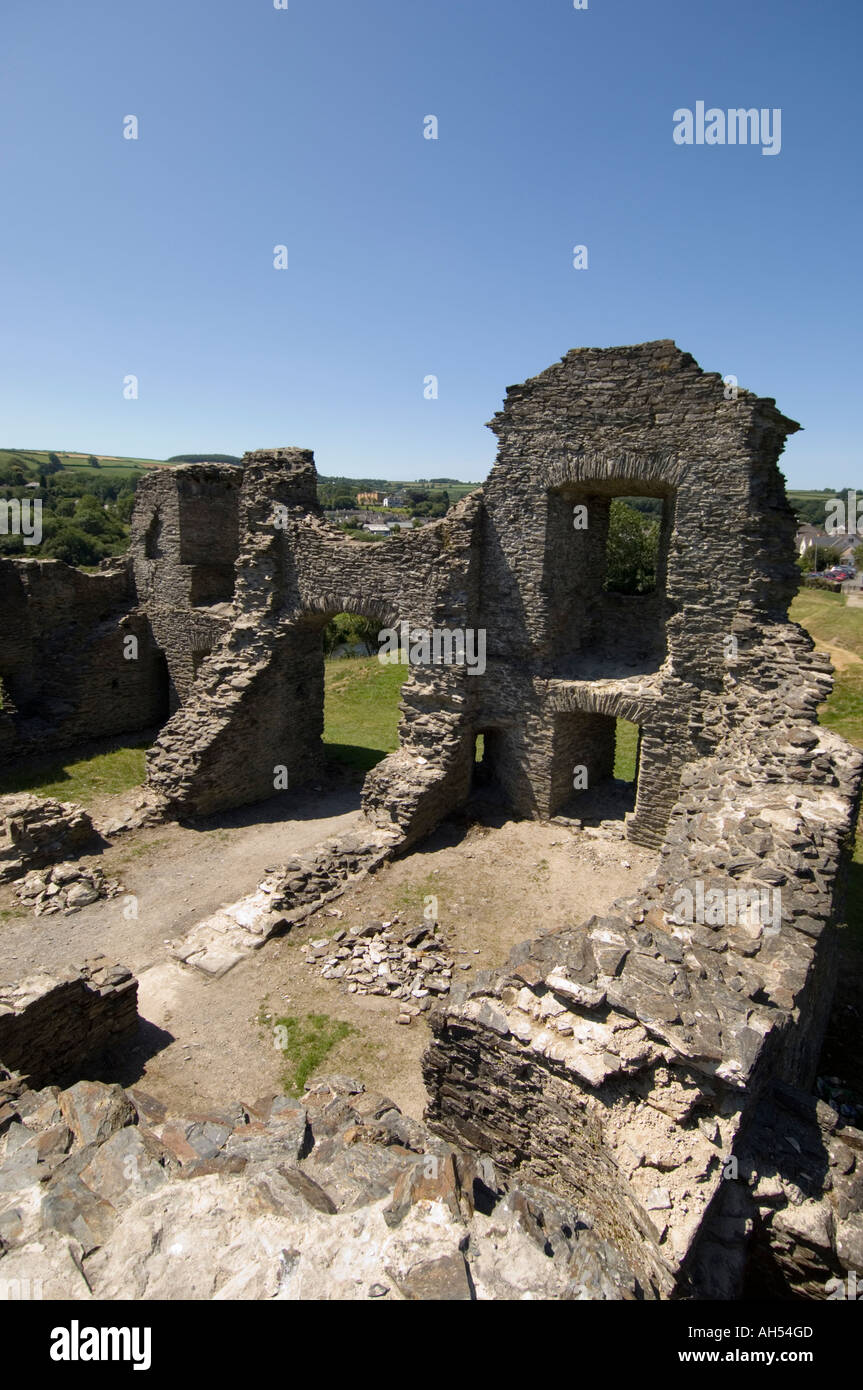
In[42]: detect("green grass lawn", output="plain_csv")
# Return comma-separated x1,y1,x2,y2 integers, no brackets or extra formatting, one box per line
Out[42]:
614,719,639,781
259,1007,353,1096
790,588,863,1100
791,589,863,662
0,741,149,805
790,590,863,747
323,655,406,772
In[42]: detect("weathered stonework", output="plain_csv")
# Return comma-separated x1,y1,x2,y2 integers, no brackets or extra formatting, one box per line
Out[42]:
0,562,166,764
0,341,811,856
0,795,98,883
0,1072,640,1300
0,341,859,1297
0,959,138,1090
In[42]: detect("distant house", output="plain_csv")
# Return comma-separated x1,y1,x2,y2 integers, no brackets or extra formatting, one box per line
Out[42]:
796,523,824,556
828,532,860,564
362,522,391,536
357,491,381,506
797,524,859,565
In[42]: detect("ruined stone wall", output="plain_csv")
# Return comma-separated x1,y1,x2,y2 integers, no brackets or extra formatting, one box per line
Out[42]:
128,464,242,709
144,448,485,821
0,465,244,773
0,558,166,767
469,342,801,843
423,617,862,1294
0,958,138,1089
0,341,858,1298
3,342,804,863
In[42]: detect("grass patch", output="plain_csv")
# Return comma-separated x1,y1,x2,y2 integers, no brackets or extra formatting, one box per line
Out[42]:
393,871,440,915
790,590,863,746
791,589,863,662
614,719,639,781
323,655,405,772
260,1008,353,1096
0,741,149,806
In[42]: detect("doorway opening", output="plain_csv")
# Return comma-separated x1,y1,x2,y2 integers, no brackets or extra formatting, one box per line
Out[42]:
552,709,642,824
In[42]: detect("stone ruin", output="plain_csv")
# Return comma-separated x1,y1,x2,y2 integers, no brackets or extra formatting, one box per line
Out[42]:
1,341,861,1299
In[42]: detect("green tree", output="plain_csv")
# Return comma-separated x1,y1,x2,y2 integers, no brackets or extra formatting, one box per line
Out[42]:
604,500,660,595
42,525,101,566
322,612,381,656
799,544,841,574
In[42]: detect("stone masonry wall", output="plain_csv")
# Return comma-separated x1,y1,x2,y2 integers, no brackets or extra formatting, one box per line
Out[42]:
0,341,858,1297
0,559,165,767
423,618,862,1294
0,958,138,1090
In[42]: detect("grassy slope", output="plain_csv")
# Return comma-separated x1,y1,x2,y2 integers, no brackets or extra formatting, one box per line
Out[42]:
2,448,481,493
323,656,406,771
0,742,150,805
0,448,167,479
790,590,863,748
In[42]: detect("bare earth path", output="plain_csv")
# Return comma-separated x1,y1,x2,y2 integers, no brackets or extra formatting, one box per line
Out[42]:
0,791,656,1120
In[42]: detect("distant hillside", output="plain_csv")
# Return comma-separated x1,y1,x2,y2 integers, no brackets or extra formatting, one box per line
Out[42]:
0,449,480,495
0,448,175,480
787,489,861,528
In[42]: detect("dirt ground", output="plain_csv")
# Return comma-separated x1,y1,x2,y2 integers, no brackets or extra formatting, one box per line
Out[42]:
0,790,656,1121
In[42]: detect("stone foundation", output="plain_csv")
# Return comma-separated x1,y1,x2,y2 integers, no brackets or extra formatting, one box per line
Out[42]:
0,960,138,1090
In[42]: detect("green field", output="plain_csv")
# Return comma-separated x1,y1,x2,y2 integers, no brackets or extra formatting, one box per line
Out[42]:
614,719,639,781
790,590,863,746
0,448,170,479
323,655,406,771
791,589,863,661
0,740,149,805
1,447,481,495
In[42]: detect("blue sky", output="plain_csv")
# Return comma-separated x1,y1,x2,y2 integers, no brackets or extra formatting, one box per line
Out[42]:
1,0,859,486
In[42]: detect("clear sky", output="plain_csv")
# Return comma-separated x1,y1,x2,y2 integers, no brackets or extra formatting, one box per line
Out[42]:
1,0,859,486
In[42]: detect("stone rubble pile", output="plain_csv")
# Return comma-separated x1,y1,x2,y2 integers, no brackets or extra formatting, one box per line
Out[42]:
15,863,126,917
0,795,97,884
168,829,399,978
304,918,461,1021
688,1081,863,1299
0,1070,640,1300
268,832,399,918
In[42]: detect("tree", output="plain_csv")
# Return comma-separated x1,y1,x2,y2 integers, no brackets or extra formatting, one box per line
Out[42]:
88,455,100,469
322,612,381,656
43,453,63,475
604,500,660,595
799,544,840,574
42,525,101,566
